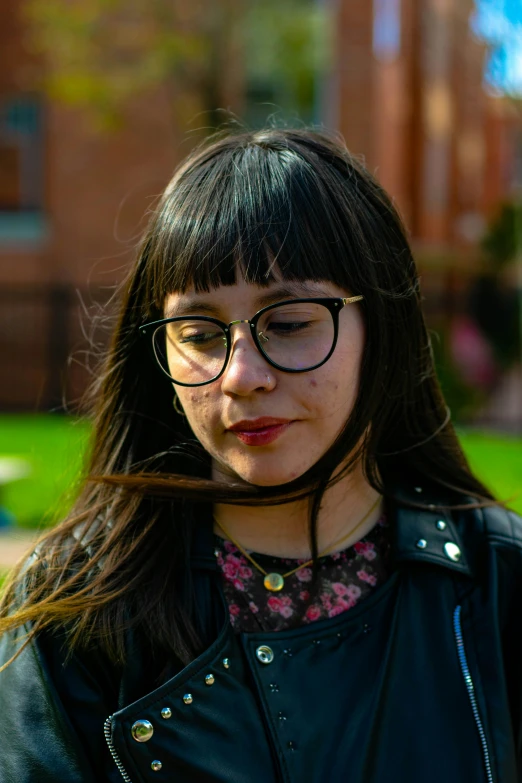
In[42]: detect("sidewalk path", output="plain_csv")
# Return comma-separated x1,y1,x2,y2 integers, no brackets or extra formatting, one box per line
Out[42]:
0,530,39,570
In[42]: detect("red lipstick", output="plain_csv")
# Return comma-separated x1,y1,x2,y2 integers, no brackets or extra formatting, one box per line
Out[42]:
227,417,292,446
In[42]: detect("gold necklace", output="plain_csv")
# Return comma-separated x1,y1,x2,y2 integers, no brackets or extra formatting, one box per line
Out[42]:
214,495,382,592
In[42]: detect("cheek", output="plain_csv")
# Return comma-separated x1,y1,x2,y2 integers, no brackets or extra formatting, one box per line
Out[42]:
306,349,361,416
179,390,206,408
176,388,219,437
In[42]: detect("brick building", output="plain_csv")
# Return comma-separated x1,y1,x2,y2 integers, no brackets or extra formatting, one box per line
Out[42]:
0,0,241,410
333,0,521,255
331,0,522,428
0,0,520,412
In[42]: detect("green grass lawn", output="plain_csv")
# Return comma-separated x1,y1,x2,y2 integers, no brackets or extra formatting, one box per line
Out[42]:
458,430,522,512
0,415,521,529
0,415,91,529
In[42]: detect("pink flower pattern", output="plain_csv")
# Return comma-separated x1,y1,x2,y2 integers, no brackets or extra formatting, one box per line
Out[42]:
216,513,391,632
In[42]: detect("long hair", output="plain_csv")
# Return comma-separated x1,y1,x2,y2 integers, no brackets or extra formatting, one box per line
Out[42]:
0,128,494,669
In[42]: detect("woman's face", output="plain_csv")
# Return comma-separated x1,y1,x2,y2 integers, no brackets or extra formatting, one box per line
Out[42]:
164,277,365,486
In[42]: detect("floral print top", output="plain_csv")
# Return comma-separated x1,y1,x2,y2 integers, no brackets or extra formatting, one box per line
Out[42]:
214,514,391,633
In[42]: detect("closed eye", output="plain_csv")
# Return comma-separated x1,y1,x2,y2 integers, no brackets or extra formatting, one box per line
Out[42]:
266,320,313,334
179,332,225,346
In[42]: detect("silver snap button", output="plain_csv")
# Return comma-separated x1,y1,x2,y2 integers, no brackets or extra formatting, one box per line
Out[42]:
222,658,230,669
161,707,172,719
151,760,163,772
444,542,461,562
256,645,275,664
183,693,193,704
131,719,154,742
436,520,446,531
416,539,427,549
205,673,215,686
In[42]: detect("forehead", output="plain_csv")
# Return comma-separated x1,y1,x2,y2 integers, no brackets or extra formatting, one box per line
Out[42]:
164,278,350,318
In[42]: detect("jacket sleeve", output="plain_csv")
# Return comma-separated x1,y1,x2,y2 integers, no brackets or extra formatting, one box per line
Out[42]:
483,506,522,777
0,623,122,783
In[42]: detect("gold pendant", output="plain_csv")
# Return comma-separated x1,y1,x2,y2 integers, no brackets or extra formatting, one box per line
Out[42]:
264,572,285,591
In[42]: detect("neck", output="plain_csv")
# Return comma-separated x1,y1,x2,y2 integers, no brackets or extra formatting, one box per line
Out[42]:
213,463,383,560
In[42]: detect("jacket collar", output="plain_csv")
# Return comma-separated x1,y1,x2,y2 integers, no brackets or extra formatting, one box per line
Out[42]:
392,484,472,577
190,488,473,578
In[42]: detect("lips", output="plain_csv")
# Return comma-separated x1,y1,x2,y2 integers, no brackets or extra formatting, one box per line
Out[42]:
228,417,291,432
227,417,292,446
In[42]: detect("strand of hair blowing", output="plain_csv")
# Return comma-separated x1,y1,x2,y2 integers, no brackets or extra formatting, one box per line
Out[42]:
0,128,495,671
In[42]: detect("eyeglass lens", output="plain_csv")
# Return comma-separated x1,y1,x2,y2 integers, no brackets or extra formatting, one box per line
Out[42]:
152,301,336,384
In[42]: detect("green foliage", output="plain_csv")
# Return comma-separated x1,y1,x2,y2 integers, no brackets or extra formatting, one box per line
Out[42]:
473,200,522,369
430,328,488,421
482,200,522,268
24,0,226,128
468,274,520,368
24,0,332,131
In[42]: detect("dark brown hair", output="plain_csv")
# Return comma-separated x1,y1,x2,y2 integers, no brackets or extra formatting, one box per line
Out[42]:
0,128,494,669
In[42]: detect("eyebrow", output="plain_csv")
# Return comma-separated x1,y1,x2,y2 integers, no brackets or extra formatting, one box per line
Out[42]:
164,283,331,318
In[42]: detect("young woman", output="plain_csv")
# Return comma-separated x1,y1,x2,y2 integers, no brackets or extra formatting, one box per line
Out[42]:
1,128,521,783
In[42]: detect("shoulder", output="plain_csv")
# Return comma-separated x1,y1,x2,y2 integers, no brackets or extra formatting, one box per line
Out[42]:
459,503,522,588
0,517,114,693
444,502,522,603
0,621,117,782
0,527,121,781
454,502,522,559
391,482,522,582
475,503,522,548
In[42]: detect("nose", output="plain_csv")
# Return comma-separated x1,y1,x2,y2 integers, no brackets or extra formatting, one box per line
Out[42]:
220,324,273,395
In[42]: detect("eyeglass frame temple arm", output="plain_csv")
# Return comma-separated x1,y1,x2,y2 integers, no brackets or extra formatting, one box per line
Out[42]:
229,296,364,331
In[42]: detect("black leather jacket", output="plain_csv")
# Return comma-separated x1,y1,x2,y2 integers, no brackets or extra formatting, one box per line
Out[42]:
1,486,522,783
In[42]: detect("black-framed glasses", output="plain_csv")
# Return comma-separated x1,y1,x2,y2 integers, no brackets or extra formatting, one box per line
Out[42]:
139,296,364,387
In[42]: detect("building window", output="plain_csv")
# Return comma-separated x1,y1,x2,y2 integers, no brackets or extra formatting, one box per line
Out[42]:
242,0,332,128
373,0,401,63
0,95,47,245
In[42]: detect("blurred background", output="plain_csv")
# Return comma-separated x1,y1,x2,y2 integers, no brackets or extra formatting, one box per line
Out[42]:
0,0,521,547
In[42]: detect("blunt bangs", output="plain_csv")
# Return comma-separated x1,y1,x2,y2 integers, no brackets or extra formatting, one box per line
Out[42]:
144,132,383,311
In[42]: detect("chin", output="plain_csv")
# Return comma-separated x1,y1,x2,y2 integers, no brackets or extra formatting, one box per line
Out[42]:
227,463,309,488
244,475,294,488
211,449,315,488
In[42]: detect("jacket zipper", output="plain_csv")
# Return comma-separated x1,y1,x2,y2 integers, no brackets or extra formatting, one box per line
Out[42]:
453,605,494,783
104,715,133,783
